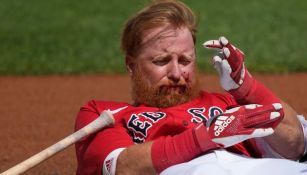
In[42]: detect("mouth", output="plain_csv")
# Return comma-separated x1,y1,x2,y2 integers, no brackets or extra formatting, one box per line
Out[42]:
159,85,188,94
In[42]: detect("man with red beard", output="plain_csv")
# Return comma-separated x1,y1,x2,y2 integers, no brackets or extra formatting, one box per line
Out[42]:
75,1,307,175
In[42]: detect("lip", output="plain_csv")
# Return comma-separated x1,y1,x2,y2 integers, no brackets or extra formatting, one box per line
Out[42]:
160,85,187,94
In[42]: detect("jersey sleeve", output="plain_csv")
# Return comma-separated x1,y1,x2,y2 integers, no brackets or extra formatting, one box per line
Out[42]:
75,100,134,175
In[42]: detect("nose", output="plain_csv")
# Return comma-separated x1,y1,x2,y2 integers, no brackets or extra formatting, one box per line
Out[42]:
167,60,181,82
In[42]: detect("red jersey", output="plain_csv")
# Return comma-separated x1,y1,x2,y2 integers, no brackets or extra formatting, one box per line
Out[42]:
75,91,262,175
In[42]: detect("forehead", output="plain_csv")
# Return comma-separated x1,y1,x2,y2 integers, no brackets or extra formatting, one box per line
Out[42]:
138,26,195,58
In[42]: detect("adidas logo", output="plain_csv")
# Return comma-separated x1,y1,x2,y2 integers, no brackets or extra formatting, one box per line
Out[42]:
214,115,235,136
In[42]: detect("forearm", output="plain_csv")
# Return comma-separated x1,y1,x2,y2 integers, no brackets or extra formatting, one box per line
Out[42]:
115,125,220,175
264,101,305,160
116,142,156,175
203,37,305,160
235,80,305,158
229,77,305,158
227,75,305,158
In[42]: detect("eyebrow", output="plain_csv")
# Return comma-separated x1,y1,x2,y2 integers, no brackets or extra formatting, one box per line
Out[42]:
182,53,194,60
152,53,169,60
152,52,195,60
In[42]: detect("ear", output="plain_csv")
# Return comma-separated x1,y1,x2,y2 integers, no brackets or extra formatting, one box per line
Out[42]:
125,56,134,76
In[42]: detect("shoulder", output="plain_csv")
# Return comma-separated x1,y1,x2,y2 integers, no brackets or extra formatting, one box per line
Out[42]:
75,100,132,130
80,99,131,113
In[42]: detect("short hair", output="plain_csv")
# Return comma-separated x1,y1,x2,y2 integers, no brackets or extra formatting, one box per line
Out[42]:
121,0,197,58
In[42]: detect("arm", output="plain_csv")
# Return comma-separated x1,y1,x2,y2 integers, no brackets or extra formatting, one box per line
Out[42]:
75,102,134,175
115,104,283,175
264,101,304,160
76,101,284,175
75,101,208,175
203,37,305,159
116,142,155,175
116,126,213,175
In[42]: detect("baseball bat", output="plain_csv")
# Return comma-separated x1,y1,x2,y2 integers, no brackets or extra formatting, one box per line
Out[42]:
0,110,114,175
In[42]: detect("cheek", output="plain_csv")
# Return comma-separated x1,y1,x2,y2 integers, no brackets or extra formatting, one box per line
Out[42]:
140,65,167,85
182,65,196,82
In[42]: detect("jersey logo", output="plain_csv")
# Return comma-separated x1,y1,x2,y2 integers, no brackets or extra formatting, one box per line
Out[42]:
188,107,207,123
188,106,223,123
209,106,223,118
141,112,165,122
127,112,166,143
107,106,128,114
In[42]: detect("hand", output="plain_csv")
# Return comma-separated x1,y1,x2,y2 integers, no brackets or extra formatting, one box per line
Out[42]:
194,103,284,149
203,36,250,91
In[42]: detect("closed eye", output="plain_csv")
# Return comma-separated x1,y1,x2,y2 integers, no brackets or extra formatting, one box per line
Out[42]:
179,56,191,66
152,59,168,66
152,55,171,66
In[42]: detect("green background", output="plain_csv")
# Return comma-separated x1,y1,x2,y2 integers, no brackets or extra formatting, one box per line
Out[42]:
1,0,306,75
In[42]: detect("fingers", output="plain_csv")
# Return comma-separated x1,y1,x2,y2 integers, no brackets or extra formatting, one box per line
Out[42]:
203,36,231,51
243,103,284,128
212,51,233,74
211,127,274,148
212,55,223,75
250,128,274,137
223,103,284,130
202,36,230,50
236,128,274,138
203,36,244,74
219,36,236,58
272,103,282,110
207,103,282,147
203,39,223,50
219,37,244,72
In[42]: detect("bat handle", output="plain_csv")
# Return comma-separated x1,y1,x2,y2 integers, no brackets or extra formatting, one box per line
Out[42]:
0,111,114,175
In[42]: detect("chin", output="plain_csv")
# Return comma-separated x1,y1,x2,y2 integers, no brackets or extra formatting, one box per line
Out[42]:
134,89,198,108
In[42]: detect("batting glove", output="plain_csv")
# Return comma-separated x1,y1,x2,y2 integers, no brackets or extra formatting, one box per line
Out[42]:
203,36,250,91
195,103,284,148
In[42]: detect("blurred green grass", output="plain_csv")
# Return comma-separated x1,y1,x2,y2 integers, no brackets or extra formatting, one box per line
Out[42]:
0,0,306,75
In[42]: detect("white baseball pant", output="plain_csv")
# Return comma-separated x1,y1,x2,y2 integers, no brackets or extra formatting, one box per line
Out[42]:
161,150,307,175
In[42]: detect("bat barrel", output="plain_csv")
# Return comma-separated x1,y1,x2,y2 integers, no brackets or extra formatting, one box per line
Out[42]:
0,111,114,175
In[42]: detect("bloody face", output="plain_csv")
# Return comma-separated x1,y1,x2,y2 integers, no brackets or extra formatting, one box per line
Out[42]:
129,26,200,108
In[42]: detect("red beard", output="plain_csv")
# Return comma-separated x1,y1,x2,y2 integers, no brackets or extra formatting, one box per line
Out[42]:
131,66,201,108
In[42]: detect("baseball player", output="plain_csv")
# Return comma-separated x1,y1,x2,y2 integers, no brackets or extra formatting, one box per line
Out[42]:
75,0,307,175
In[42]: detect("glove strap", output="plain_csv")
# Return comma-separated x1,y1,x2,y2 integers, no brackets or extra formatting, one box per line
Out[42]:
229,70,254,100
229,70,280,104
193,123,221,151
